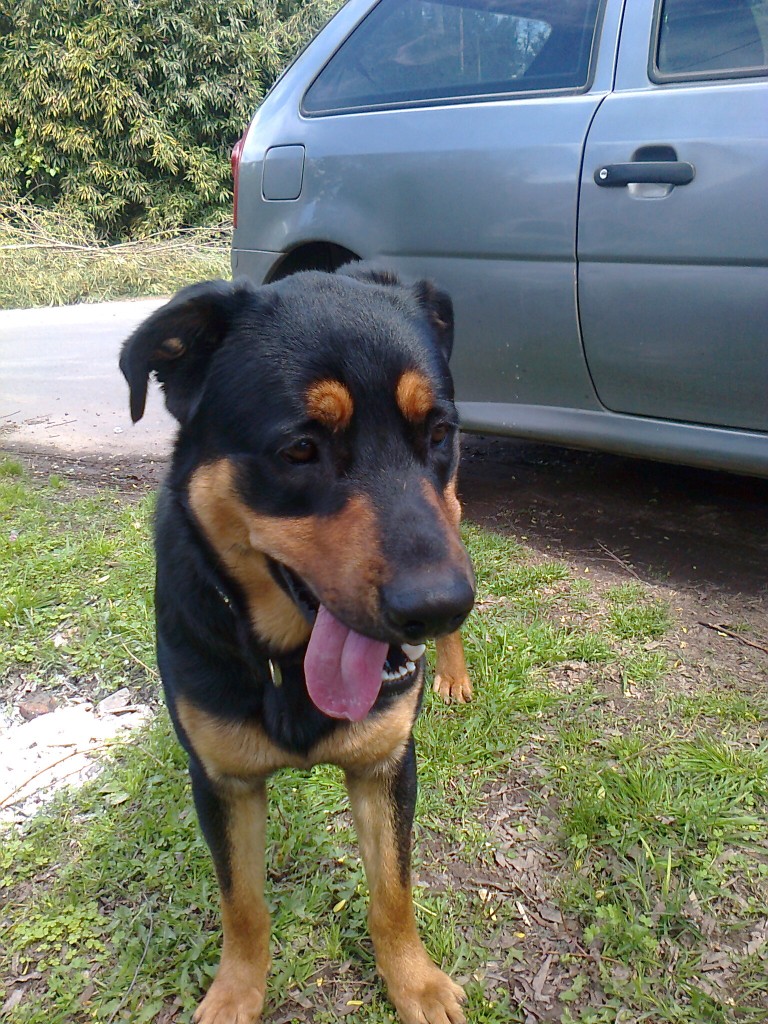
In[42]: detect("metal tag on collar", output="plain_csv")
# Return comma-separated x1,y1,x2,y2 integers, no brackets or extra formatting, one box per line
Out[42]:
268,658,283,688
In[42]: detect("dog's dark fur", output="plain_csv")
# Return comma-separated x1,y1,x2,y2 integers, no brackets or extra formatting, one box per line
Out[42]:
120,265,475,1024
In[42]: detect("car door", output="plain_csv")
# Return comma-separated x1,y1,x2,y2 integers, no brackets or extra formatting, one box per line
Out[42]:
578,0,768,432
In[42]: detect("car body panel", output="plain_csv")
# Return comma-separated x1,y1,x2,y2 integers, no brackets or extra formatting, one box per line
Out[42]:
458,401,768,477
301,97,609,410
232,0,768,476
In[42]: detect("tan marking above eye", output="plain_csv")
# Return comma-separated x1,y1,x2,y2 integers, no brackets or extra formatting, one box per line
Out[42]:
305,379,354,432
395,370,434,424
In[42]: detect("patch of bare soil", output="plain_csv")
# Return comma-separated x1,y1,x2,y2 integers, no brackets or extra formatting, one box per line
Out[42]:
425,775,598,1023
460,435,768,595
3,443,166,495
459,435,768,696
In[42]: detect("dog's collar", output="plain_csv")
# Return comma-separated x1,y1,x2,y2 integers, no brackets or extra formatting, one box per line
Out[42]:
208,577,305,689
268,658,283,687
213,582,234,610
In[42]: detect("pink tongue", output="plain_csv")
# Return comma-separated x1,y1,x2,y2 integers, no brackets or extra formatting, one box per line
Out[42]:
304,605,389,721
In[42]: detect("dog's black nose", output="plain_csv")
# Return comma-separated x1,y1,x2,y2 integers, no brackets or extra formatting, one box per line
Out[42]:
381,572,475,643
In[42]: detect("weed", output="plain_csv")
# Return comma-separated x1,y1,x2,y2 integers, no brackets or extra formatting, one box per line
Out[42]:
0,457,24,478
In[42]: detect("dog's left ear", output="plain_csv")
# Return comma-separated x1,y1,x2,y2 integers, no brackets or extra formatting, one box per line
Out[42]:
412,280,454,361
120,280,243,424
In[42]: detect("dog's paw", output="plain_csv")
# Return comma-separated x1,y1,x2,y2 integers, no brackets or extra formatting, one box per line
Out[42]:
433,671,473,704
192,975,265,1024
388,964,466,1024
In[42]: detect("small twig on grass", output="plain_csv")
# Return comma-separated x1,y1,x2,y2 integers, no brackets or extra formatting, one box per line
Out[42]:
120,640,159,678
595,541,643,581
697,621,768,655
0,741,118,809
543,949,622,965
1,241,95,253
515,900,532,926
470,874,529,897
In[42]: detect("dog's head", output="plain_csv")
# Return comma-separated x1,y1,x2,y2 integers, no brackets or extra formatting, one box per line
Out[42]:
121,266,474,720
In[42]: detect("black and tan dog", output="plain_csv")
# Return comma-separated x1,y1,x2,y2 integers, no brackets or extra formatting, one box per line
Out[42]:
120,265,475,1024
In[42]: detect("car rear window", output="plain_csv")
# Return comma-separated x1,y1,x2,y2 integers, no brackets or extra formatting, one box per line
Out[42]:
303,0,603,114
653,0,768,81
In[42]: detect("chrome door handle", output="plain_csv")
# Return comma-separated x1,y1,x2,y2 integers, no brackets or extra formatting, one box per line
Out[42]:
594,161,695,187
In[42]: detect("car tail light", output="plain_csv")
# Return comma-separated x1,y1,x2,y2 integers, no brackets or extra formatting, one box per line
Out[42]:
231,135,245,228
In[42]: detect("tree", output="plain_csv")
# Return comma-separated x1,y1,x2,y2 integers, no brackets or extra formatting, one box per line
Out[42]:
0,0,337,238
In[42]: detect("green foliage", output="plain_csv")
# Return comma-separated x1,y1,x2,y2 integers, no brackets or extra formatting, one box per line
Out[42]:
0,0,339,239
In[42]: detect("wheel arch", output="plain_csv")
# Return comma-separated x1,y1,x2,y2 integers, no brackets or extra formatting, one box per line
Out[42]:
265,241,360,282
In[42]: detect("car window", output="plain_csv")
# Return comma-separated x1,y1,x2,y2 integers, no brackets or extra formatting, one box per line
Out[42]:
303,0,603,114
653,0,768,81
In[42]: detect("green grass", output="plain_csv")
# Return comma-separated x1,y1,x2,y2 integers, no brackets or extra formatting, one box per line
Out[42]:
0,468,155,688
1,459,766,1023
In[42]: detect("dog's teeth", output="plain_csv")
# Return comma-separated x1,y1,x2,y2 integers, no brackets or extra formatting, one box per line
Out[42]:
382,659,419,684
401,643,425,660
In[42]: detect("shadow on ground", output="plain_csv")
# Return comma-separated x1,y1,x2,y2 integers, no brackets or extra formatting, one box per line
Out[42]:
459,435,768,597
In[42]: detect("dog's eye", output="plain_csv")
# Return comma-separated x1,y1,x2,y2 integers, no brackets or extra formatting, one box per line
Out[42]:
430,422,451,447
282,439,319,464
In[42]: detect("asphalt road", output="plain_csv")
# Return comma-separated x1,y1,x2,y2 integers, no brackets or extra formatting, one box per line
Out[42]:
0,299,173,457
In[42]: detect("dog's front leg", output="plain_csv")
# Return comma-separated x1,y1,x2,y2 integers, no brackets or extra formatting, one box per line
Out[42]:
432,485,473,705
190,762,271,1024
433,630,473,704
345,740,466,1024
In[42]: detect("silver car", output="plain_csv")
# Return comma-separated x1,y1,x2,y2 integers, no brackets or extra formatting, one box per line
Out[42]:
231,0,768,477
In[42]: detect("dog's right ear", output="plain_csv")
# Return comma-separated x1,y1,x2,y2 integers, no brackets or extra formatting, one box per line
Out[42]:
120,280,243,424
